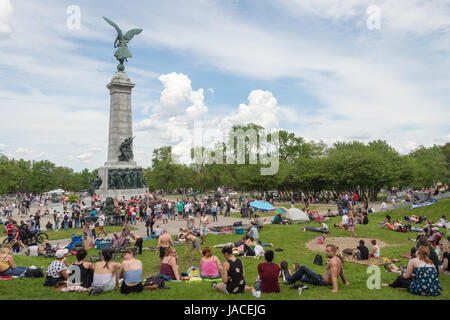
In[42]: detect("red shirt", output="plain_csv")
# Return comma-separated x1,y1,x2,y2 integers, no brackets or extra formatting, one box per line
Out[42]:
257,262,281,293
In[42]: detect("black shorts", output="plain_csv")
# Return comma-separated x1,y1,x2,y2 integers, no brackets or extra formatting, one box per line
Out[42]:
159,247,168,259
120,282,143,294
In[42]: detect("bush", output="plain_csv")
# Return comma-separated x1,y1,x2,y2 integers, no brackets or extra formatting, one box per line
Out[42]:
68,194,79,203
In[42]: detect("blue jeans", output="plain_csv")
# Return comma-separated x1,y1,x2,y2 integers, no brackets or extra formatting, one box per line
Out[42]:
0,266,27,277
256,279,261,291
64,221,69,231
55,219,59,231
131,215,136,225
75,219,80,229
288,266,325,286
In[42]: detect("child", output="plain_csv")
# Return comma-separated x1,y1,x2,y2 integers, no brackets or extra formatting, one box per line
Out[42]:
254,240,264,256
279,261,292,283
349,216,357,237
89,221,96,242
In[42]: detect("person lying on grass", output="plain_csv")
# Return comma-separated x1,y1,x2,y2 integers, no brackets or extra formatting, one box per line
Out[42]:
212,246,258,296
301,226,329,234
181,229,202,262
286,244,350,293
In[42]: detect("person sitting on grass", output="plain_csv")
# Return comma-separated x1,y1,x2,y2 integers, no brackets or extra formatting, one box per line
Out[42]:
382,246,442,296
43,249,70,287
279,261,291,282
119,248,143,294
438,240,449,275
370,240,380,258
352,240,369,260
212,246,258,296
90,249,122,294
0,244,29,277
159,247,180,281
272,213,282,224
254,241,265,257
182,229,202,262
286,244,350,293
255,250,280,294
200,246,222,280
248,222,259,240
68,249,94,289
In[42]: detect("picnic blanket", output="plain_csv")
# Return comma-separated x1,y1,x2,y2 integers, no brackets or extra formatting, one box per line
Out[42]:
344,256,392,266
0,275,14,280
410,199,437,210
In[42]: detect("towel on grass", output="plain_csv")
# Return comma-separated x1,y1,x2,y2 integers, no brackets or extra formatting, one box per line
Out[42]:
344,256,392,266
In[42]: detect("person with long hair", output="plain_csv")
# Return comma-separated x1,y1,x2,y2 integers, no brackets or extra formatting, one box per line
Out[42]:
438,240,450,275
91,249,122,294
200,246,222,280
159,247,180,281
383,246,442,296
0,244,28,277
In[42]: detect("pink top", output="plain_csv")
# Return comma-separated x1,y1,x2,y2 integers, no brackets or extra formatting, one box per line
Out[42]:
201,260,219,277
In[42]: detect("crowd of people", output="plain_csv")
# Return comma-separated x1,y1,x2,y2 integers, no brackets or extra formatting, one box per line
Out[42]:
1,188,449,299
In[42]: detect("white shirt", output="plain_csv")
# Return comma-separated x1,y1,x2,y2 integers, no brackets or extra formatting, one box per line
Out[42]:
342,215,349,225
321,223,329,230
154,228,163,237
372,245,380,257
98,215,105,227
254,245,264,256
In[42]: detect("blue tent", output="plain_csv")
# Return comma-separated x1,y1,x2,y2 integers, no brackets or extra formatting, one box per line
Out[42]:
249,200,275,212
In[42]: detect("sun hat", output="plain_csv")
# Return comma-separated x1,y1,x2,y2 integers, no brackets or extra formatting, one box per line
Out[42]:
55,249,68,259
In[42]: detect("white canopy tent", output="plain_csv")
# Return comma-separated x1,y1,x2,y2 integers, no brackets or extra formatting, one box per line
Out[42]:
283,208,310,224
46,188,66,195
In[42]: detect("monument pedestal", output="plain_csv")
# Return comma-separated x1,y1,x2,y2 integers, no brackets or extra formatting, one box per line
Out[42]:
94,71,148,199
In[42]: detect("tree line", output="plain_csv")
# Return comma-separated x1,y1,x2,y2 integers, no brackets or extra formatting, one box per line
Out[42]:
1,124,448,201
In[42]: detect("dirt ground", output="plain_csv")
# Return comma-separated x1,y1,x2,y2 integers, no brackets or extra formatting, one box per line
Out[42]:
305,236,390,252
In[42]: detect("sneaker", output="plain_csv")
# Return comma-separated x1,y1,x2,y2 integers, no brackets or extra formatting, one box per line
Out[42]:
211,282,217,289
253,290,261,298
298,285,308,295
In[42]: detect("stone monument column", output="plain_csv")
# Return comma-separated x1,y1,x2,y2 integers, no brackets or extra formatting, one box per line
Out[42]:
106,71,136,166
93,71,149,199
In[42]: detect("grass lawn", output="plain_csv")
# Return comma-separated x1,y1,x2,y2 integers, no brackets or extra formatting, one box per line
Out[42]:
1,199,449,300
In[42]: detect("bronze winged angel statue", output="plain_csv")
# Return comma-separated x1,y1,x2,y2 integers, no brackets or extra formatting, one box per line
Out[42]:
103,16,143,71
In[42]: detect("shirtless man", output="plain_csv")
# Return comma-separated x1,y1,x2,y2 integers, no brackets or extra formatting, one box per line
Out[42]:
182,229,202,261
156,230,173,260
287,244,350,293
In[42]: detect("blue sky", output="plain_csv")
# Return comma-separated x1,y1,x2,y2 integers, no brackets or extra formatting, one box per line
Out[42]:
0,0,449,171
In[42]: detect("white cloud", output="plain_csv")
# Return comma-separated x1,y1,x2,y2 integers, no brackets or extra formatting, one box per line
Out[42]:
220,90,280,132
0,0,13,38
76,152,93,161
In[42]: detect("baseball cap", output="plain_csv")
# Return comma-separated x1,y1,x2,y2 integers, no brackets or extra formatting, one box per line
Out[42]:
55,249,68,259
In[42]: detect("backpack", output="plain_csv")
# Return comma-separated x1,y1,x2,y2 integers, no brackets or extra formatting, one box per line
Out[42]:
23,267,44,278
144,274,166,288
313,254,323,266
64,215,69,221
